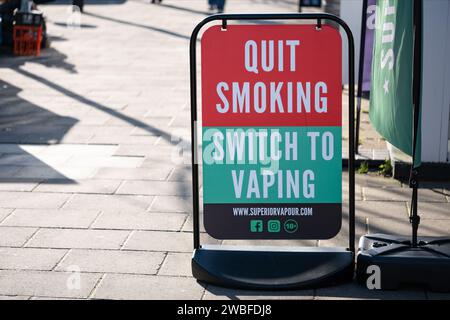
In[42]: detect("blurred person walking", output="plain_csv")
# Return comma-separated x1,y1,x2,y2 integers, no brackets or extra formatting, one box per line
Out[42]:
208,0,226,13
216,0,225,13
208,0,215,11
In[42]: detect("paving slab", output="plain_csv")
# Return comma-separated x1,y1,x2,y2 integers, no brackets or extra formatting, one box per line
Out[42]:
0,191,70,209
0,166,22,178
181,213,205,233
351,173,402,187
56,249,165,275
116,180,192,196
150,196,192,213
37,144,117,156
0,153,70,167
0,270,100,299
0,248,67,271
14,166,96,180
363,187,447,202
91,211,187,231
0,209,13,222
26,229,130,250
412,202,450,220
0,227,38,247
158,252,192,277
123,231,217,253
1,209,100,229
93,274,205,300
357,201,409,224
64,155,144,168
0,181,40,192
113,144,175,157
35,179,122,194
94,167,172,181
88,135,159,145
62,194,154,212
167,167,192,182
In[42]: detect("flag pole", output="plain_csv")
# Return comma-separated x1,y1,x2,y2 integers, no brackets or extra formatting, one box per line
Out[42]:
355,0,368,155
357,0,450,291
409,0,422,248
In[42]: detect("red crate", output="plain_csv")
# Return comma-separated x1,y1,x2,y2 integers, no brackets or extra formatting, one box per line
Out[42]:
13,25,43,57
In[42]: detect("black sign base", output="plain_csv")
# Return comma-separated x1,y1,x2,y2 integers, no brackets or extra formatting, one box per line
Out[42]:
192,245,354,290
356,234,450,292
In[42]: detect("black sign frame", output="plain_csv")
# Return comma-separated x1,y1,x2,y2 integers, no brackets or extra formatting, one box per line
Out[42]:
190,13,356,290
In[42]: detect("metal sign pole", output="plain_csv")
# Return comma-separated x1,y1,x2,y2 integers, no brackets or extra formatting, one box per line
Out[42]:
355,0,369,156
190,13,355,289
409,0,423,248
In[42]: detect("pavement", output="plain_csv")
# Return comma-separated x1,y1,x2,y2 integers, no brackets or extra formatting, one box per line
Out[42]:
0,0,449,300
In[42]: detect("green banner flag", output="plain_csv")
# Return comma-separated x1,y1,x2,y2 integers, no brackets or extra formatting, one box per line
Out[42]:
370,0,421,166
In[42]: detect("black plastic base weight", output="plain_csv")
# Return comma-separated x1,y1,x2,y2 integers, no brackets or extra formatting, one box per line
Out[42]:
356,234,450,292
192,245,354,290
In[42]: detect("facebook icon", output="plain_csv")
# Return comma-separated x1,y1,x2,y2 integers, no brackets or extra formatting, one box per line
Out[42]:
250,220,263,233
